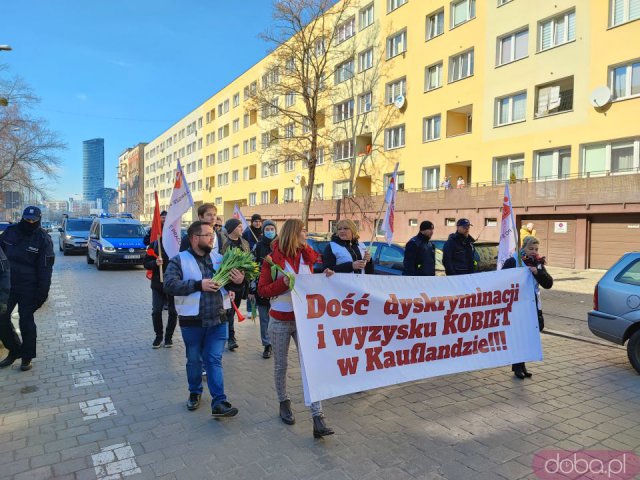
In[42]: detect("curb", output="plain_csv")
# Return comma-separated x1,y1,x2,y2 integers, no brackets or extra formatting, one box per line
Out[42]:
542,328,625,349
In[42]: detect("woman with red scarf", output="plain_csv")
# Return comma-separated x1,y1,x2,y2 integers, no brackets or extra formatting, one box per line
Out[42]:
258,219,335,438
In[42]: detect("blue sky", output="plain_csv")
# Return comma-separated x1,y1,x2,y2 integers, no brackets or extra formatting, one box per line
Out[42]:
2,0,274,201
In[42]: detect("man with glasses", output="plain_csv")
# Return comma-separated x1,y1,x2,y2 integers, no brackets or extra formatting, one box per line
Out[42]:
0,207,54,371
213,216,223,233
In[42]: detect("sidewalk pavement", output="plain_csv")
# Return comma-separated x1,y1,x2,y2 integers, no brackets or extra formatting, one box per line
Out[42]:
0,259,638,480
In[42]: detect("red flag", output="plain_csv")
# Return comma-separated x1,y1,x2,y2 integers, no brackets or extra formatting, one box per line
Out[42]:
146,192,161,280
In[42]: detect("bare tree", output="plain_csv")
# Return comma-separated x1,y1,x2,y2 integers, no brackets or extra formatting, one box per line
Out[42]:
251,0,354,227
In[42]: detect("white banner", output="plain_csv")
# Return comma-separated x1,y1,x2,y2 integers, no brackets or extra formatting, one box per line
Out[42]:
291,269,542,404
497,182,518,270
162,160,193,259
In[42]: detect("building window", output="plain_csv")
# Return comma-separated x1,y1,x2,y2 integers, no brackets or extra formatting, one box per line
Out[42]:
384,171,405,191
535,76,574,117
385,125,406,150
285,91,296,107
334,98,354,122
385,77,406,104
333,180,352,198
494,155,525,184
233,119,240,133
485,218,498,227
538,9,575,52
284,123,295,139
232,170,239,183
495,92,527,126
232,145,239,158
582,138,640,176
425,62,443,91
610,0,640,27
358,48,374,72
317,148,325,165
426,9,445,40
334,141,354,161
249,193,256,206
335,58,355,84
360,3,374,29
388,0,407,13
451,0,476,28
262,162,270,178
285,157,295,172
497,28,528,66
535,148,571,180
243,167,249,181
270,160,279,176
250,137,257,152
422,166,440,191
261,132,270,149
449,49,474,82
233,93,240,107
336,16,355,44
313,183,324,200
386,29,407,59
243,140,249,155
358,92,372,114
423,115,441,142
284,187,295,202
610,60,640,100
261,191,269,204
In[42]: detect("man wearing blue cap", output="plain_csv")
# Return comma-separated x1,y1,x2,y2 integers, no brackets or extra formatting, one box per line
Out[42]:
442,218,476,276
0,206,55,371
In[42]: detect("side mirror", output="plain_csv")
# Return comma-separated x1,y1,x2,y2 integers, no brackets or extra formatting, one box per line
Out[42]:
58,228,63,232
90,234,98,240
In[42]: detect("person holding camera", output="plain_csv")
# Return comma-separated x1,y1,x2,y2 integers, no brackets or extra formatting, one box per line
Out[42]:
502,235,553,379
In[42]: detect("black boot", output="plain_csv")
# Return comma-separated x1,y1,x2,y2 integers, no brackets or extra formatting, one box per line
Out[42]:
20,359,32,371
0,352,20,368
279,400,295,425
262,345,272,359
312,415,334,438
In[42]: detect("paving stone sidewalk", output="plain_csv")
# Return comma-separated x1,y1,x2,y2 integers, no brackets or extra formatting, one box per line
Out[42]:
0,255,638,480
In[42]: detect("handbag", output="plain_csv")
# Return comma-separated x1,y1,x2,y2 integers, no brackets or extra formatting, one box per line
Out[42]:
537,310,545,332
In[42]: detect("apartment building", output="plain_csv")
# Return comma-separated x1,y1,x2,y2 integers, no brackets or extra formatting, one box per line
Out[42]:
138,0,640,269
117,143,146,218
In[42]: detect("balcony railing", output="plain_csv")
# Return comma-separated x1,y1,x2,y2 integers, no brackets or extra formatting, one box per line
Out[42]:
535,89,573,118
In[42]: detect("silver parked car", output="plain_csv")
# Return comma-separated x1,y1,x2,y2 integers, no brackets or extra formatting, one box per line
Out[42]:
588,252,640,374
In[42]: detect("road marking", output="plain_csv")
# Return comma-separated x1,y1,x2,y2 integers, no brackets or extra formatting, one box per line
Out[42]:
73,370,104,387
67,348,93,362
58,320,78,328
92,443,141,479
61,333,84,342
79,397,117,420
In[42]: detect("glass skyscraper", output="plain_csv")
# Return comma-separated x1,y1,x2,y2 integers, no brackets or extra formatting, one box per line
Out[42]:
82,138,105,201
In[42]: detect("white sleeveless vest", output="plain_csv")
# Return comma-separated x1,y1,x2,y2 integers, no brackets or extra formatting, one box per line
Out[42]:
270,258,311,313
174,250,230,316
329,242,353,265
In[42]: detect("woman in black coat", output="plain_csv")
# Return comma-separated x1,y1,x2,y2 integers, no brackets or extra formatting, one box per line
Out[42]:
250,220,277,359
322,219,374,275
502,235,553,379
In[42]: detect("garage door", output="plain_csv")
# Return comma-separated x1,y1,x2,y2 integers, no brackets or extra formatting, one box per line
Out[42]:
590,215,640,269
521,218,576,268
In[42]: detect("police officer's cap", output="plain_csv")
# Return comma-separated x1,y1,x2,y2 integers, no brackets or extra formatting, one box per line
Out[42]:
456,218,472,227
22,206,41,221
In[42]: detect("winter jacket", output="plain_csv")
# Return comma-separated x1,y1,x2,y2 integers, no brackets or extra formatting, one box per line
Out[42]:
251,236,275,306
242,226,262,250
322,234,373,274
143,241,170,292
0,245,10,306
403,233,436,276
442,232,476,276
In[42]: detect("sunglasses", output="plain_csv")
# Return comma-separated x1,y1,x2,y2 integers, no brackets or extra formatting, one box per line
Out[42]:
213,224,222,228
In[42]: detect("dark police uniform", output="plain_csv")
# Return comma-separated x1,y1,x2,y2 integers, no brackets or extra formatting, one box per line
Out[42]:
0,246,10,313
0,215,55,365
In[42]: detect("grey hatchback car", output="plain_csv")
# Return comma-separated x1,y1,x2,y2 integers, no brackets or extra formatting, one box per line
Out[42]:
588,252,640,374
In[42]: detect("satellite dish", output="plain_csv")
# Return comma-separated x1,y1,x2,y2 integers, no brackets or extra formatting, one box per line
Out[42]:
293,174,302,185
394,94,406,109
590,86,611,108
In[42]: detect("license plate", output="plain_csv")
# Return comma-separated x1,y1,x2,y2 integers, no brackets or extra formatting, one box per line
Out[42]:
124,255,140,259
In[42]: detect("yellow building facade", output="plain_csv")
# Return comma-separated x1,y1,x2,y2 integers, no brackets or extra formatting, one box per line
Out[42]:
140,0,640,268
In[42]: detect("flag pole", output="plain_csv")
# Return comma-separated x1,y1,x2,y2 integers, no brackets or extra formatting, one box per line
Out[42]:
507,183,523,267
158,234,164,283
367,162,399,253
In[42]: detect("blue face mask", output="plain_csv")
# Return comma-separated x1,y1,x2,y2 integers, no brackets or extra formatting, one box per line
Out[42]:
264,230,276,239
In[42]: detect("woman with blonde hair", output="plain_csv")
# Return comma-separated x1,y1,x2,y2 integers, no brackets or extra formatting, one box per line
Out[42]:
322,219,373,274
257,219,336,438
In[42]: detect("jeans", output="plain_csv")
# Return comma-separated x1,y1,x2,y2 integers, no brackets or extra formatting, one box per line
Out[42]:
257,305,271,347
151,289,177,340
226,296,242,341
0,292,37,359
180,323,229,407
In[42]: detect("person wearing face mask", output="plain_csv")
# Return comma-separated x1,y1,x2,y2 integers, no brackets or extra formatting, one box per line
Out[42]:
502,235,553,380
403,220,436,276
322,219,373,274
249,220,277,359
0,207,55,371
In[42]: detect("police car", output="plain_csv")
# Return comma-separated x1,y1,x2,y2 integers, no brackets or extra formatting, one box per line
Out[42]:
86,214,147,270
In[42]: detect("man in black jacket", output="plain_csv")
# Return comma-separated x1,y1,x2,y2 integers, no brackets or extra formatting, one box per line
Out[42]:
242,214,262,250
442,218,476,276
0,246,10,320
403,221,436,276
222,218,250,351
0,207,54,371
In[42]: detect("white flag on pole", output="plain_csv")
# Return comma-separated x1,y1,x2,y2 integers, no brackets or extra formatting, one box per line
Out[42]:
233,204,249,231
162,160,194,259
497,182,518,270
381,162,399,245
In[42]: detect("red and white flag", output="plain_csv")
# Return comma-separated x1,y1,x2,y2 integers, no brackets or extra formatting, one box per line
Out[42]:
145,191,162,280
381,162,399,245
162,160,193,259
497,182,519,270
233,204,249,231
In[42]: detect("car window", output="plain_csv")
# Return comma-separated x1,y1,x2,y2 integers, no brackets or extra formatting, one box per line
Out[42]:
67,220,93,231
362,242,379,258
101,224,146,238
616,259,640,286
379,245,404,266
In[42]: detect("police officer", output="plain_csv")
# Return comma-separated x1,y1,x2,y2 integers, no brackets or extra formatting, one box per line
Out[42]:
403,220,436,276
0,206,55,371
0,246,10,320
442,218,476,276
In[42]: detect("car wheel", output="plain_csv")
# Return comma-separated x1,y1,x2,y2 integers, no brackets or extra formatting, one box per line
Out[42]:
96,252,106,271
86,252,94,264
63,246,69,256
627,330,640,375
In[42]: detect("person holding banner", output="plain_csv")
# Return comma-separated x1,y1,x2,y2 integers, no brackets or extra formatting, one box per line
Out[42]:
258,219,336,438
503,235,553,379
164,221,245,417
322,220,373,274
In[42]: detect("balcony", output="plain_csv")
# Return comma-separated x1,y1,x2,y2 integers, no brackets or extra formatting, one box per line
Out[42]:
535,76,574,118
